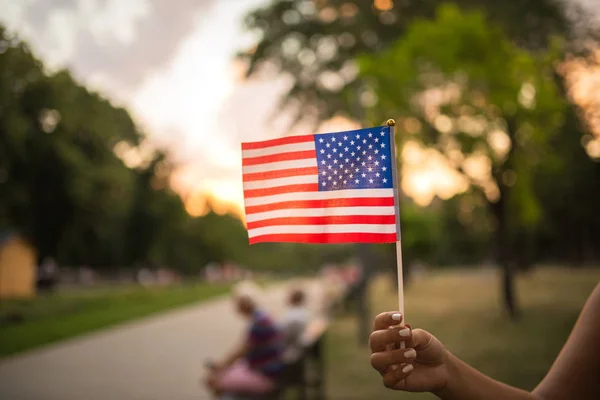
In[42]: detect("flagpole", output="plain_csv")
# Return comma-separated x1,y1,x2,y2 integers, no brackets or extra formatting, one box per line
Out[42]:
387,119,405,324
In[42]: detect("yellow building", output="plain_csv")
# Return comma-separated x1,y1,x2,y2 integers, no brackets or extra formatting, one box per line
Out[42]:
0,232,36,299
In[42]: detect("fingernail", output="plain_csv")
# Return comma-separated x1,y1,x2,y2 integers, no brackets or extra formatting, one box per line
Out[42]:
391,313,402,321
404,349,416,359
399,328,411,337
402,364,414,373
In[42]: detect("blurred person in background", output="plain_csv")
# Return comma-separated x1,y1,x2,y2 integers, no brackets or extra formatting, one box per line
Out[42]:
279,288,310,363
369,282,600,399
205,281,284,400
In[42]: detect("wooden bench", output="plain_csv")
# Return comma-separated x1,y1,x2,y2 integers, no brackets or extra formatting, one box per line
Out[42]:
277,317,329,399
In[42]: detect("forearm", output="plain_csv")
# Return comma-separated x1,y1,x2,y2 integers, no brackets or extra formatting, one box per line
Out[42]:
436,352,538,400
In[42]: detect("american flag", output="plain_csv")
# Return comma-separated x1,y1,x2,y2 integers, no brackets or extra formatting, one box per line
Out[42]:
241,126,399,244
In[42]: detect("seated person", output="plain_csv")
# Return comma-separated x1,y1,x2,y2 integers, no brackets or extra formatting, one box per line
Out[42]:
279,288,311,363
206,282,284,399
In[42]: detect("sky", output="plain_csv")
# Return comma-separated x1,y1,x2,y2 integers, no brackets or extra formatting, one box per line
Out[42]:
0,0,597,217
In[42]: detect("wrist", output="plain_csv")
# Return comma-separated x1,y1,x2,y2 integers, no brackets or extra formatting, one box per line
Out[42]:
434,351,462,400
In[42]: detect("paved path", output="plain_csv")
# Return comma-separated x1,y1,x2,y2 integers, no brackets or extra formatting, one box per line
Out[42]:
0,281,326,400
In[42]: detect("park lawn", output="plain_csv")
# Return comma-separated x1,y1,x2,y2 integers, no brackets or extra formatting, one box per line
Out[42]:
327,267,600,400
0,282,230,358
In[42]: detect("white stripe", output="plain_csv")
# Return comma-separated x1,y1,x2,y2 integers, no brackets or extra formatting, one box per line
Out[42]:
242,141,315,158
244,188,393,207
245,206,396,223
243,175,318,191
248,224,397,237
242,158,317,174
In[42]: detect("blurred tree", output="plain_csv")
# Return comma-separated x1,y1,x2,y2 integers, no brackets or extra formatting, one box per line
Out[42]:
240,0,595,126
359,4,566,318
0,24,357,276
0,26,141,264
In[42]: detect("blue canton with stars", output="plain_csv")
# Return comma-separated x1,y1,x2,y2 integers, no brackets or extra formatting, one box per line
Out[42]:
314,126,393,191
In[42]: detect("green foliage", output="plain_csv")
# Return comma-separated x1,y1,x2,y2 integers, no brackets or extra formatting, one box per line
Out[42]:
359,5,568,273
0,25,356,274
241,0,591,125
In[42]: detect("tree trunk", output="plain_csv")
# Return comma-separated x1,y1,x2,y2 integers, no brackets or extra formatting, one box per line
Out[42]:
489,196,520,319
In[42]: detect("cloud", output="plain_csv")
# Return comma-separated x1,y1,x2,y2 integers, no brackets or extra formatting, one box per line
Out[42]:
0,0,216,98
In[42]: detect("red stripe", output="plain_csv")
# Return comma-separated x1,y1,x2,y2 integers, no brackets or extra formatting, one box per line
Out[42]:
242,150,316,166
245,197,395,215
244,184,318,199
247,215,396,230
241,134,314,150
243,167,318,182
249,232,398,244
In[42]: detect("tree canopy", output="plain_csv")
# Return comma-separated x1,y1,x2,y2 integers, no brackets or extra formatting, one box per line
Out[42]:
240,0,596,126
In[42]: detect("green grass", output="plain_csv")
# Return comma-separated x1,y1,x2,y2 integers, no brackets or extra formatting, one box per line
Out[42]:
327,267,600,400
0,282,230,358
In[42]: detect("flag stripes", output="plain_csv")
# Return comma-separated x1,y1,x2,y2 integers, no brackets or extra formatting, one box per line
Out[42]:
241,129,397,244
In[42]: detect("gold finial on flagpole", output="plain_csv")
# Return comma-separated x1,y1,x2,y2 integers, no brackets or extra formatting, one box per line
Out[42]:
386,119,396,127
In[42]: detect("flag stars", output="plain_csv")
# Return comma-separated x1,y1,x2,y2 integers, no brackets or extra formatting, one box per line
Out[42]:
315,128,392,190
